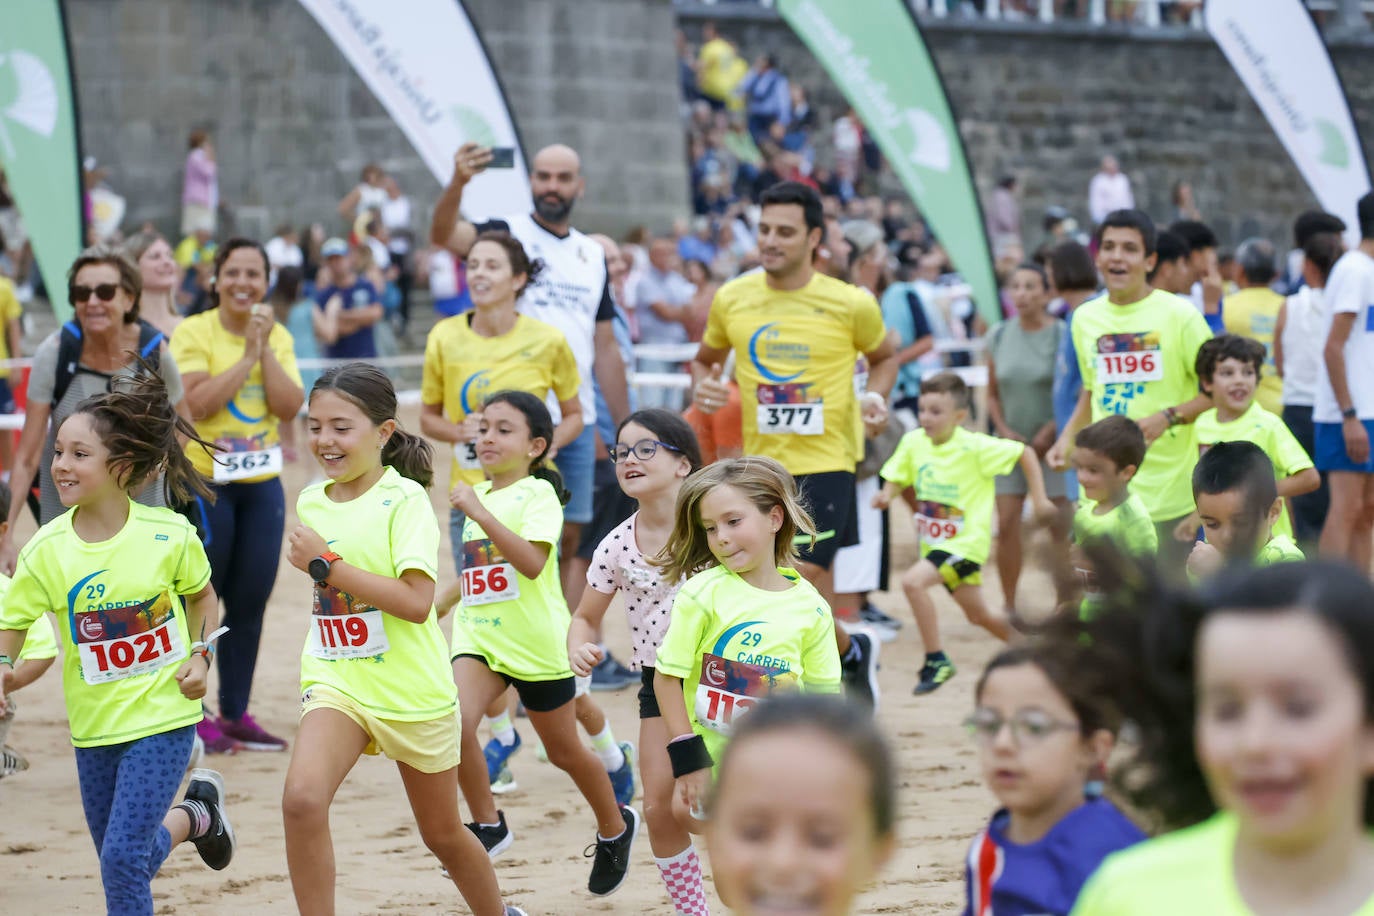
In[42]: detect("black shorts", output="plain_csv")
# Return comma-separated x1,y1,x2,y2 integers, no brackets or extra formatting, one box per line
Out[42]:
793,470,859,570
452,654,576,713
925,549,983,593
577,458,638,560
638,666,661,719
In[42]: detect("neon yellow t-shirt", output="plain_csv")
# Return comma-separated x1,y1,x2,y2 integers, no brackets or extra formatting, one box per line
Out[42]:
1073,289,1214,523
171,309,302,481
297,467,455,722
0,501,210,747
1192,401,1313,540
0,277,21,380
1257,533,1304,566
0,570,59,662
1074,493,1158,557
655,564,841,766
703,271,888,476
697,38,743,104
450,476,571,681
1072,811,1374,915
421,314,579,486
1221,287,1284,415
878,426,1025,565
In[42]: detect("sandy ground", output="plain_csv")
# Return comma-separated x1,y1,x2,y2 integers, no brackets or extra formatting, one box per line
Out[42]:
0,407,1059,914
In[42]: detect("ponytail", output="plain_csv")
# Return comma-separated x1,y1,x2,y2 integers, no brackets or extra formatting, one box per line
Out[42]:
531,459,569,506
382,428,434,489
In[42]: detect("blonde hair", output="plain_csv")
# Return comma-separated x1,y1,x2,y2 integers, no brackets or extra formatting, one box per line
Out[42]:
654,457,817,584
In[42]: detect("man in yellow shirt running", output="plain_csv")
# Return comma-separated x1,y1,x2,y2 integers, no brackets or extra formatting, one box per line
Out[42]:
691,181,897,709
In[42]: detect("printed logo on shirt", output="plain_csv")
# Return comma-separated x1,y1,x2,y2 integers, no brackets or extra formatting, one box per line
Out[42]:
66,572,184,683
695,647,798,735
459,370,493,415
967,828,1005,916
747,323,808,383
460,538,519,606
1094,331,1161,416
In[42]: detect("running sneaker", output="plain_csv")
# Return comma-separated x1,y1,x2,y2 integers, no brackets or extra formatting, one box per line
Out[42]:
196,716,243,755
913,656,957,695
466,810,514,859
839,629,881,711
0,745,29,778
218,713,288,751
504,907,528,916
484,730,522,782
184,768,236,870
585,805,640,896
589,654,637,691
608,741,636,806
186,733,205,775
491,764,518,795
858,601,903,634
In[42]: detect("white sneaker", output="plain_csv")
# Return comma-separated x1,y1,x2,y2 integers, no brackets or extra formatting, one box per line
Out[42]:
0,745,29,778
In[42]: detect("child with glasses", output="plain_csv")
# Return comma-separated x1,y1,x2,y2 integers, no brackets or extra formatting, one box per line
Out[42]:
964,643,1144,916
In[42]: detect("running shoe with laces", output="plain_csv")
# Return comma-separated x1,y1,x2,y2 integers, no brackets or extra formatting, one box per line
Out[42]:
218,713,288,751
484,730,522,782
0,744,29,778
913,656,957,695
858,602,902,637
608,741,636,806
589,653,637,691
839,629,881,710
196,716,243,755
184,768,236,870
585,805,639,896
466,810,514,859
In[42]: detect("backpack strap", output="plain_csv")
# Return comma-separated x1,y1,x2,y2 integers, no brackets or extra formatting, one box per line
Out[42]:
50,321,84,409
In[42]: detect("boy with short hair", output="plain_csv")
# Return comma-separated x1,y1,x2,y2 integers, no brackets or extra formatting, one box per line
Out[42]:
1187,441,1305,579
1070,416,1156,615
0,486,58,777
1185,334,1320,543
873,372,1057,695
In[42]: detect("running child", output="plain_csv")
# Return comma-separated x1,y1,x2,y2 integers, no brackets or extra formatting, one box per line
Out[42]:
0,484,60,778
0,371,235,914
964,643,1145,915
282,363,522,916
705,693,897,916
653,456,842,829
448,389,639,897
1179,334,1319,544
1068,560,1374,914
872,372,1056,695
1186,441,1305,580
1070,416,1156,616
568,408,709,916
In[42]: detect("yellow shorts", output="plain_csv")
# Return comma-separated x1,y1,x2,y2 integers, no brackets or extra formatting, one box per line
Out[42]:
925,549,983,593
301,685,460,774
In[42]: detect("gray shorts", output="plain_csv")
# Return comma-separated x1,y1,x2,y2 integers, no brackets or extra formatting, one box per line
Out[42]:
996,455,1068,499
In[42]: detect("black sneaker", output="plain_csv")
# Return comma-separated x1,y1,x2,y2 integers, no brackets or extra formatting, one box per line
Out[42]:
589,653,637,691
840,629,881,711
858,601,902,632
585,805,639,896
466,810,514,859
185,768,236,870
913,656,957,695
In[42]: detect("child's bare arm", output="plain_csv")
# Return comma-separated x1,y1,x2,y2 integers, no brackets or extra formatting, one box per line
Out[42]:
5,656,54,692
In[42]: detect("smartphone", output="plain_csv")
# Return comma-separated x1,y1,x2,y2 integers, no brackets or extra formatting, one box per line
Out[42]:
487,147,516,169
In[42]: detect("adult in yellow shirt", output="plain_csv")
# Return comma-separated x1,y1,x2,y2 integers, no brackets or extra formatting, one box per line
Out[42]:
0,276,24,473
1048,209,1213,576
691,181,897,708
1222,238,1284,414
696,22,747,111
171,239,304,753
419,232,581,573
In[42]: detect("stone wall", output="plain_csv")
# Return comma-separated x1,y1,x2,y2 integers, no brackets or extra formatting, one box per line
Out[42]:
66,0,690,241
689,12,1374,250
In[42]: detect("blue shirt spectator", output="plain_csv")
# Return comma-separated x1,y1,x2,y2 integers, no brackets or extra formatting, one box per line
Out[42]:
741,55,791,144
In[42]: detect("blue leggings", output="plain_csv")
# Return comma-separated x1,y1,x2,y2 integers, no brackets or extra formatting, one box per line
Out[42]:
200,477,285,720
75,726,194,916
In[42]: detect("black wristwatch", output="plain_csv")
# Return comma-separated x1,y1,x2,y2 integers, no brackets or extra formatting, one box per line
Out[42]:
309,551,342,583
1343,407,1359,420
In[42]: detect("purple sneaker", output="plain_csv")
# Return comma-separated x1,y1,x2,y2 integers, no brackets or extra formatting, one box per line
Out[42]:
218,713,288,752
196,717,244,756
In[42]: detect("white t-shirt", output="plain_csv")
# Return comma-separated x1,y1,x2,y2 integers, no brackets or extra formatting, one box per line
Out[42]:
478,212,615,424
1314,249,1374,422
1281,285,1325,407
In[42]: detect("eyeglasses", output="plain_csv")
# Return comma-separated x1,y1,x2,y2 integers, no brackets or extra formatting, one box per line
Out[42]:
609,439,682,463
69,283,121,304
963,710,1080,747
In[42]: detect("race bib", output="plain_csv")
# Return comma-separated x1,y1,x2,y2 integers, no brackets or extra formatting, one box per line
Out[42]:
756,382,823,435
73,593,184,684
1094,332,1163,384
454,440,482,471
214,446,282,482
307,585,389,660
461,539,520,606
693,652,794,736
915,500,964,545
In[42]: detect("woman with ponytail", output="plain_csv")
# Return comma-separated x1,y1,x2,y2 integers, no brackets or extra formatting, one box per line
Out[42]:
282,364,525,916
446,389,641,897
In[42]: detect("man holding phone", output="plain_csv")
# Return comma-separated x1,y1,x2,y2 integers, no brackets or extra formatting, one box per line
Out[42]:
429,142,633,669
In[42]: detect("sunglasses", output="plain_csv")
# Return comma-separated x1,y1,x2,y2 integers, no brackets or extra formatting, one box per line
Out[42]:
69,283,121,304
609,439,682,463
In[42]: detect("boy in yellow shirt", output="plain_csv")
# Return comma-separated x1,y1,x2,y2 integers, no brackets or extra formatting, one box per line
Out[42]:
0,486,57,778
1186,442,1305,580
874,373,1056,695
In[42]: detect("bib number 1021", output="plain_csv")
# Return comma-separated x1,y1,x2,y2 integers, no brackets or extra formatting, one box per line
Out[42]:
88,628,173,672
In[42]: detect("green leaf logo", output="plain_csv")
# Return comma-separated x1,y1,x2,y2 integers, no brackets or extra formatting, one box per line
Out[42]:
1315,117,1349,169
0,49,59,158
450,105,496,148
